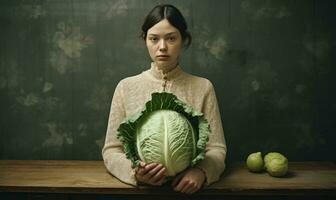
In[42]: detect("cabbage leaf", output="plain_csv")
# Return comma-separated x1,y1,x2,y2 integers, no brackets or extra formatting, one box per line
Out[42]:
117,92,210,176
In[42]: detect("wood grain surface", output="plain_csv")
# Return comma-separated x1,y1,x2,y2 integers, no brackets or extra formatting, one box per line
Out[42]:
0,160,335,196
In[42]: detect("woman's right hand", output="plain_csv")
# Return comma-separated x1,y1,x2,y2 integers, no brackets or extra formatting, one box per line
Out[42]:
135,161,166,186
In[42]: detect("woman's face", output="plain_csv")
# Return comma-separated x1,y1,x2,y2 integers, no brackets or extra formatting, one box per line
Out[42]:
146,19,183,69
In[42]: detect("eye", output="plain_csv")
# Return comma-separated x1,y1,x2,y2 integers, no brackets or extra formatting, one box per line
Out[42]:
168,36,176,42
149,37,158,42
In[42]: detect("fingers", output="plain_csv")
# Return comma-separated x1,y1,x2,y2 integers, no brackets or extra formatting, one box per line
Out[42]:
171,172,184,187
135,162,166,186
174,178,188,192
145,163,164,179
136,163,204,194
137,162,157,176
136,166,146,176
145,162,159,170
174,180,201,194
139,161,146,167
151,166,166,182
152,172,166,186
173,168,205,194
183,182,200,194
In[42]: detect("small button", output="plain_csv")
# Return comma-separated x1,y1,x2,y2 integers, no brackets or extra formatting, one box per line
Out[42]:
163,76,168,80
162,83,166,87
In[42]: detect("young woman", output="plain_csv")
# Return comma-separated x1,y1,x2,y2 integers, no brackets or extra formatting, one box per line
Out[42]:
102,4,227,194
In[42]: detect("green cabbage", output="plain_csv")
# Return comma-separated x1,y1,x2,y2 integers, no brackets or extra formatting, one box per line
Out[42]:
264,152,288,177
117,92,210,177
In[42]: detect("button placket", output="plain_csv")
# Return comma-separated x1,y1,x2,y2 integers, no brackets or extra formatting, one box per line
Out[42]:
162,75,168,92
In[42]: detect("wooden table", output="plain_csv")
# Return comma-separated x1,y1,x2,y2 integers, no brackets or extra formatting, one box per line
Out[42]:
0,160,335,199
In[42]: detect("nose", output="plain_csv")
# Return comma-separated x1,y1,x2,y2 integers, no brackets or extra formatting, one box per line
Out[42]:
159,39,167,51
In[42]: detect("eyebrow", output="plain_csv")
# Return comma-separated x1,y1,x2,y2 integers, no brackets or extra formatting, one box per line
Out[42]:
148,32,178,36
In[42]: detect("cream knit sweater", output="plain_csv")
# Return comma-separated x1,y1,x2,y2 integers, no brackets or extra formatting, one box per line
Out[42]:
102,63,227,186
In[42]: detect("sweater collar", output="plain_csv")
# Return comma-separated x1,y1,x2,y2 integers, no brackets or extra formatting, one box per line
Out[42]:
147,62,183,81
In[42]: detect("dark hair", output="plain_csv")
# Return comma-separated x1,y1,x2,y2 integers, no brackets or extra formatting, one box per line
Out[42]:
141,4,192,48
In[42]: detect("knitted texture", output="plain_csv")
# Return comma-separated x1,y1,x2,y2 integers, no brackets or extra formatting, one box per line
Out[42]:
102,63,227,186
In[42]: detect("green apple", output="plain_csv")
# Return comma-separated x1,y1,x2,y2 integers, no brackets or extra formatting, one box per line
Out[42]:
246,152,264,172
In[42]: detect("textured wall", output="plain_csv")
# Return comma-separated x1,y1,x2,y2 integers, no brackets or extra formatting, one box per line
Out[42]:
0,0,335,162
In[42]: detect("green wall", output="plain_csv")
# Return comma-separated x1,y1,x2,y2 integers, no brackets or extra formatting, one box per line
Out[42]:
0,0,335,162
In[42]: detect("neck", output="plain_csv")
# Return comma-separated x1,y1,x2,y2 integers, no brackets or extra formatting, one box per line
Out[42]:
155,61,178,74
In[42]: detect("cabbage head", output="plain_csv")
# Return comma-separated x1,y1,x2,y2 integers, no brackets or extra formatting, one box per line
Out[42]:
264,152,288,177
117,92,210,177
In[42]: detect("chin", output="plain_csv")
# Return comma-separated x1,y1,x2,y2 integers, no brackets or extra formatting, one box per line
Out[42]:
156,61,170,66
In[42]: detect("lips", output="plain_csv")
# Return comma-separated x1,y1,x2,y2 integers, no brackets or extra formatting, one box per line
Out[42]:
157,55,169,58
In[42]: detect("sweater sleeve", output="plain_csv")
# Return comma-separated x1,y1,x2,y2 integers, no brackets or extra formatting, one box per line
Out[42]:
196,80,227,186
102,81,138,186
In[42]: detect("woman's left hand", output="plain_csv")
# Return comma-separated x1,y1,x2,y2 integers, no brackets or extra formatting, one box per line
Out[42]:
171,167,206,194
